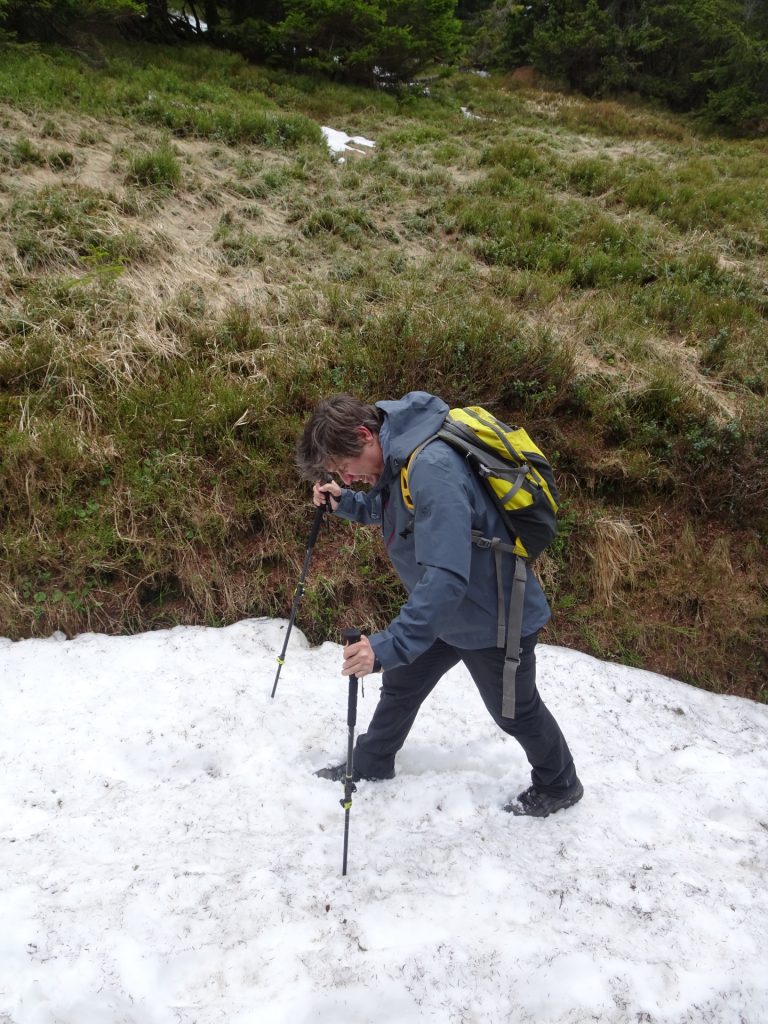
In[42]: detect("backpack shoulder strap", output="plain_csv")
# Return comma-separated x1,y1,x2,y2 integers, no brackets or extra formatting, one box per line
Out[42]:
400,434,439,511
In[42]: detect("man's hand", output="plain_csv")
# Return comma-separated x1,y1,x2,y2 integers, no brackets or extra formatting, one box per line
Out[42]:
313,479,341,510
342,636,376,678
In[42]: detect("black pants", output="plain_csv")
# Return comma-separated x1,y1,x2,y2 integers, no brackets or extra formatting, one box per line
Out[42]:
354,631,577,794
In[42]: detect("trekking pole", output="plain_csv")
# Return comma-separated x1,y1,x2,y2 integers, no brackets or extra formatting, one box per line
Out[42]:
271,490,331,700
340,627,361,877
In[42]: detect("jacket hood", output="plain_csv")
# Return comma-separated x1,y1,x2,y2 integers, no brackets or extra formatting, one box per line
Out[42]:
376,392,449,469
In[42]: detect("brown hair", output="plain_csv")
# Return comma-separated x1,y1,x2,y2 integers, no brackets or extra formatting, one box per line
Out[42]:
296,394,382,480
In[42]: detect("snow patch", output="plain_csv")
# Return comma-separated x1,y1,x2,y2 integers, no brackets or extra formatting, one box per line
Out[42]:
321,126,376,163
1,620,767,1022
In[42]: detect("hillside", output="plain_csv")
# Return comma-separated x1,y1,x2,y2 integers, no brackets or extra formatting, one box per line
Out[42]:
0,43,766,698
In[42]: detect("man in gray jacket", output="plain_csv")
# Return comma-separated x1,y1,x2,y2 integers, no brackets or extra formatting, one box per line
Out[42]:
297,391,583,816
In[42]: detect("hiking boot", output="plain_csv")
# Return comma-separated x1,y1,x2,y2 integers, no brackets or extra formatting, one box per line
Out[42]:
314,762,395,783
504,778,584,817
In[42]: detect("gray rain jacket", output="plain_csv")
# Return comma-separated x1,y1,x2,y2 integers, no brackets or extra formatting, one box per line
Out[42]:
334,391,551,671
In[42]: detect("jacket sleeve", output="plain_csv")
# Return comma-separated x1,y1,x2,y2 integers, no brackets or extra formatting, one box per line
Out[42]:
369,447,474,668
334,487,383,526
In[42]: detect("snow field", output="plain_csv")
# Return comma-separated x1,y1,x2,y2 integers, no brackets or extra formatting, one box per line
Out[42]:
0,619,766,1023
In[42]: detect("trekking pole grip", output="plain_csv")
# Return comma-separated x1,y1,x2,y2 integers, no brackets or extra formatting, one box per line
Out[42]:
307,476,333,546
342,627,362,717
307,500,327,547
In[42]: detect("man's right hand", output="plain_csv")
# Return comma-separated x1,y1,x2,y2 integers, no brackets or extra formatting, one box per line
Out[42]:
313,480,341,510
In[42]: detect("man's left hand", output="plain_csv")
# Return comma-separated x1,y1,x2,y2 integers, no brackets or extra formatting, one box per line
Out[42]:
342,636,376,678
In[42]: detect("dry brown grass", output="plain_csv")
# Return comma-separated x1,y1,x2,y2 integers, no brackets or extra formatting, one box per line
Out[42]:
587,516,652,608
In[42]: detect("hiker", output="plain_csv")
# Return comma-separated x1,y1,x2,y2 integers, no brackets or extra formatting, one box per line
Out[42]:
296,391,583,817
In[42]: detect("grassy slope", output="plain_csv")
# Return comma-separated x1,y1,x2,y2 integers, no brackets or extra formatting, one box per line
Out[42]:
0,43,766,700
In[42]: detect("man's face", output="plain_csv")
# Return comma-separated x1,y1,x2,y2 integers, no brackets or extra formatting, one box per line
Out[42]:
327,427,385,487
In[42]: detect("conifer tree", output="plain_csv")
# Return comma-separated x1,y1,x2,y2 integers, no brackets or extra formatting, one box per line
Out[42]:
0,0,140,39
221,0,461,82
475,0,768,131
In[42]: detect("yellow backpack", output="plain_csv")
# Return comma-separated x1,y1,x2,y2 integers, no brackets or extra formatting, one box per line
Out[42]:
399,406,560,720
400,406,559,559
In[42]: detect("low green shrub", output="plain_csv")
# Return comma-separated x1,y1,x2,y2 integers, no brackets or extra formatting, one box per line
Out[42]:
10,135,45,165
213,213,264,267
7,185,153,270
125,143,181,188
479,139,550,177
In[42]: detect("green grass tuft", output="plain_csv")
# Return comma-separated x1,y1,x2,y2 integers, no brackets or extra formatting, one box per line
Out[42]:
125,143,182,188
